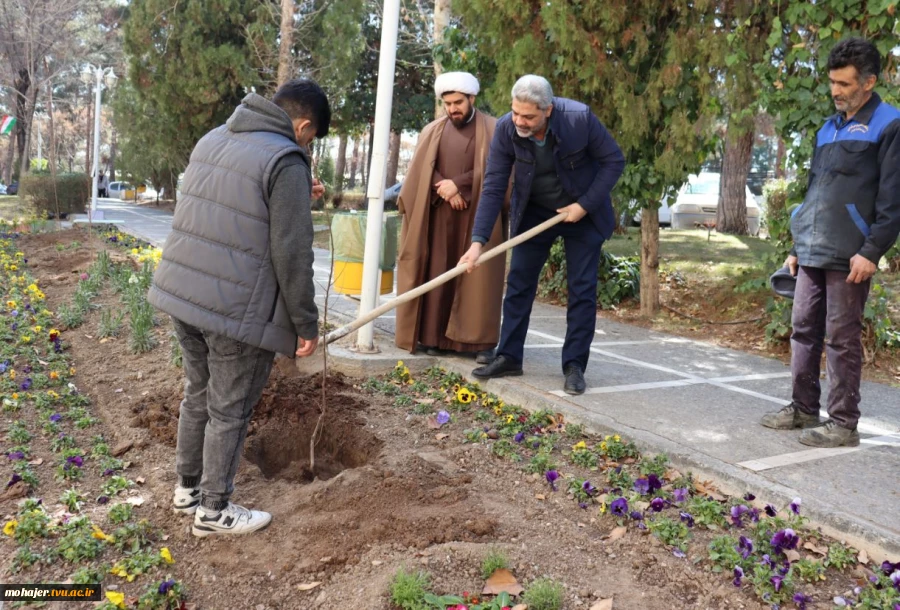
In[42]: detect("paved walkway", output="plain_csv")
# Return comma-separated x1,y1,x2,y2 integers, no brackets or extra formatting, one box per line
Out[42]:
101,198,900,558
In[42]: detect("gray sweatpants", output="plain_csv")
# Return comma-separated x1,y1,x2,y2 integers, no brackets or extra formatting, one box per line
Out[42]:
790,266,870,430
171,317,276,511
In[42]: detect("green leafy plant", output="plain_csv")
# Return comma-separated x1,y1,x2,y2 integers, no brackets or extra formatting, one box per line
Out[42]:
101,475,132,497
708,535,745,573
824,543,858,570
526,452,557,475
686,496,728,529
521,577,565,610
7,420,32,444
98,308,124,338
481,547,510,579
71,564,107,585
60,488,85,512
389,567,430,610
11,546,43,572
129,299,157,353
648,516,690,551
108,503,134,524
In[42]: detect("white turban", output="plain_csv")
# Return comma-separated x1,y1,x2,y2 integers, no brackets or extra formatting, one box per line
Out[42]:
434,72,480,98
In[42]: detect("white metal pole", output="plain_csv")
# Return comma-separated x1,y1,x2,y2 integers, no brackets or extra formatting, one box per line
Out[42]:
355,0,400,352
90,68,102,218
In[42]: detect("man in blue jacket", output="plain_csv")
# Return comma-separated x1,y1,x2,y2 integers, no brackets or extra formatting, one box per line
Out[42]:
460,75,625,395
760,38,900,447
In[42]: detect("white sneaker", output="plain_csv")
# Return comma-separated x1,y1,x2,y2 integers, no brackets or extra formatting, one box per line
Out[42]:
172,486,200,515
192,502,272,538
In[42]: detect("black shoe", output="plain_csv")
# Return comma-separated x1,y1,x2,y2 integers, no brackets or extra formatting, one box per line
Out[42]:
563,364,586,395
475,348,496,365
472,355,523,380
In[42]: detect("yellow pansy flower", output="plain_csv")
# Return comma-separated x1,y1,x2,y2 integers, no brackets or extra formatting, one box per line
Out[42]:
105,591,125,608
572,441,588,451
91,524,114,542
3,519,17,536
160,547,175,564
456,387,475,404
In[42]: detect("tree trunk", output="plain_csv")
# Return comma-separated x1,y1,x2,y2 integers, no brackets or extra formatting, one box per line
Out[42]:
4,129,15,183
775,136,786,179
364,123,374,191
640,205,660,317
716,120,754,235
433,0,452,118
277,0,295,87
334,133,348,195
386,130,401,188
18,87,38,178
109,127,117,181
13,70,30,177
348,136,359,189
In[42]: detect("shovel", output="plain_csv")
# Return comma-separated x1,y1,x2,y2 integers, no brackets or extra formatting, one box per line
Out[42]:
293,210,569,374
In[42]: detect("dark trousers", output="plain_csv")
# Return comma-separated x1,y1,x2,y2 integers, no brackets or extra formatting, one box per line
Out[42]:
790,266,870,429
497,205,604,372
171,317,275,510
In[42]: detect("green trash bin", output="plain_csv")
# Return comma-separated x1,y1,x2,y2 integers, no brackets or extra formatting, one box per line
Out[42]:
330,211,399,295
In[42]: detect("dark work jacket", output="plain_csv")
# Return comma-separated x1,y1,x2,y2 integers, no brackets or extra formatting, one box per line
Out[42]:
472,97,625,242
791,92,900,269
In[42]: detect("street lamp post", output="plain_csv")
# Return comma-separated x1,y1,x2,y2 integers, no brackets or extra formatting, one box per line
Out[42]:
81,65,117,220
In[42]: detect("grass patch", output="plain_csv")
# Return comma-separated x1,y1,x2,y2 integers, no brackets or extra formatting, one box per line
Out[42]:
604,227,778,280
0,195,33,221
481,547,509,579
389,567,430,609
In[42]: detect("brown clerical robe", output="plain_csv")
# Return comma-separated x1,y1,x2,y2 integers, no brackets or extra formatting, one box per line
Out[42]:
395,110,508,353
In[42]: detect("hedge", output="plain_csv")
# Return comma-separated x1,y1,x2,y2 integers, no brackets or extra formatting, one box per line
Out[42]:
20,173,90,217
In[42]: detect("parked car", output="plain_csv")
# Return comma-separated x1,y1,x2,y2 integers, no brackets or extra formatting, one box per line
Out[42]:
384,181,402,204
0,183,6,195
632,198,672,226
669,172,760,235
107,181,132,199
6,181,18,196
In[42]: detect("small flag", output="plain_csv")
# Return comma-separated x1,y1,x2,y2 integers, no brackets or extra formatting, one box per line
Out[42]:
0,115,15,135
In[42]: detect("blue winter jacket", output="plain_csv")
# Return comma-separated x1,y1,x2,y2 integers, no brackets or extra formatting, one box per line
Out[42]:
472,97,625,242
791,92,900,269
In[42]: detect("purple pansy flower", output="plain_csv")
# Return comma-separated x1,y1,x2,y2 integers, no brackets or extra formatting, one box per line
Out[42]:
650,497,666,512
890,571,900,590
10,322,17,331
10,310,18,317
545,470,559,491
158,579,176,594
65,455,83,469
610,497,628,517
792,593,811,609
7,473,22,487
673,488,689,503
646,474,662,492
582,480,597,496
771,575,784,592
679,511,694,527
743,492,756,501
97,495,110,504
673,549,686,558
435,410,450,425
633,478,650,495
733,566,744,587
20,377,32,391
730,504,749,527
790,497,802,515
738,535,754,559
629,510,643,521
882,561,900,575
765,504,777,517
0,362,6,373
749,507,761,523
23,365,31,374
50,413,62,423
771,528,799,553
7,451,25,460
514,431,525,443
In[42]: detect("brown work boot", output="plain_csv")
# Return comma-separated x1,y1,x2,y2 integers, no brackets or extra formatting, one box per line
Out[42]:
798,420,860,448
760,403,821,430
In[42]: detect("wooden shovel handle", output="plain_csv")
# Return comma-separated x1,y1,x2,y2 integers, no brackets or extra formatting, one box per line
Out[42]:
323,211,569,345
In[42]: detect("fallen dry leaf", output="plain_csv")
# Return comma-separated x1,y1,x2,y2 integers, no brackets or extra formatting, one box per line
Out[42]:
125,496,145,506
417,398,436,406
111,441,134,457
28,458,43,466
426,416,441,429
694,480,726,502
435,433,449,440
135,477,145,485
785,549,801,563
512,605,527,610
607,526,627,542
297,582,322,592
803,542,828,556
535,493,546,501
664,469,683,482
858,549,869,565
482,568,524,596
590,599,614,610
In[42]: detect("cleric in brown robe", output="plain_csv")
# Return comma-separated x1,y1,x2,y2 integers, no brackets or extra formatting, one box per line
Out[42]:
395,72,508,363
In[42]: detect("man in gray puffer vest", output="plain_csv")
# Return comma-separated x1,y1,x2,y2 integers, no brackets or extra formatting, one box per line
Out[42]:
148,78,329,537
